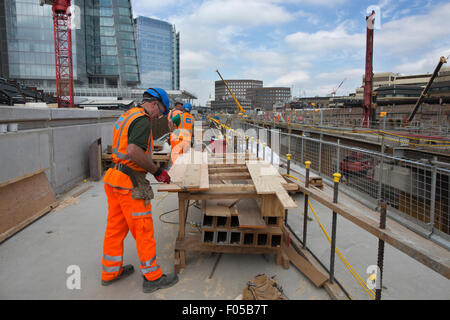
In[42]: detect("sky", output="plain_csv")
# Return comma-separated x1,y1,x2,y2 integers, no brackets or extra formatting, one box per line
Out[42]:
130,0,450,106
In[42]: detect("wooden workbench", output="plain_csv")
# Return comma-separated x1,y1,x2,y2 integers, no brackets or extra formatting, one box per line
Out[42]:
158,151,300,273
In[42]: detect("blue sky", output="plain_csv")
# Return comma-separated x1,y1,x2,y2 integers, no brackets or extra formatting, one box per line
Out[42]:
131,0,450,106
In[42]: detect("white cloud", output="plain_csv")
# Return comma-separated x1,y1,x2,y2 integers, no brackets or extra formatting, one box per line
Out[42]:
285,23,365,53
178,0,295,27
395,47,450,74
271,70,310,87
376,4,450,55
132,0,450,105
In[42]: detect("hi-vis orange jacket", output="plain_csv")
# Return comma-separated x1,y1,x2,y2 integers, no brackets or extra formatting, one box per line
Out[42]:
104,107,153,191
170,112,194,143
167,109,182,131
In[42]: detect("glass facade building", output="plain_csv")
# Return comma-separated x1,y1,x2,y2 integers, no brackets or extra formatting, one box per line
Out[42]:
85,0,139,87
0,0,139,89
135,16,179,90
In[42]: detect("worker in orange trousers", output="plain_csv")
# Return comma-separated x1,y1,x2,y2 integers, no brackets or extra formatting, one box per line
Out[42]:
102,88,179,293
170,102,194,165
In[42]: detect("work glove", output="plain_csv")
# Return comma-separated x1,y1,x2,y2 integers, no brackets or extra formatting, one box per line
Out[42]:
153,167,171,184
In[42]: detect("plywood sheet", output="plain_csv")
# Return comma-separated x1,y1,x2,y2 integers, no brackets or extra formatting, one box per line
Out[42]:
0,170,57,243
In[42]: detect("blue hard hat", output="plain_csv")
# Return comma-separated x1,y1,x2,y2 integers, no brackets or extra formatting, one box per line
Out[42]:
144,88,170,115
183,102,192,112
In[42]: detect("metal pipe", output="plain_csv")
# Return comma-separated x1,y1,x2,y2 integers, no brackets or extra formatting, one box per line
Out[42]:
303,161,312,248
429,157,437,236
376,201,387,300
329,173,341,284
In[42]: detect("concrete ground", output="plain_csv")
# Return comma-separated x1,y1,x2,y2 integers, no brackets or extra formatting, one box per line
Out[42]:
0,174,449,300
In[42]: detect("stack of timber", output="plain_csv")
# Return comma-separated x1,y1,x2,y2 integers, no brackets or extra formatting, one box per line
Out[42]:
159,151,348,298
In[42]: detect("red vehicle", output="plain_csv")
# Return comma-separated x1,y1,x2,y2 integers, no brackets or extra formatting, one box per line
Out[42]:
340,152,374,178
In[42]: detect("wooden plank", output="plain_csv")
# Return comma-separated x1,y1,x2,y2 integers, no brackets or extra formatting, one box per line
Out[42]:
275,189,297,209
176,236,278,254
283,227,348,300
182,163,201,188
0,203,57,244
168,162,187,184
247,161,297,209
0,171,57,243
284,242,328,288
261,194,285,217
236,198,266,228
203,200,232,217
209,167,249,174
200,162,209,190
246,162,274,194
209,173,251,180
0,168,47,188
89,138,102,181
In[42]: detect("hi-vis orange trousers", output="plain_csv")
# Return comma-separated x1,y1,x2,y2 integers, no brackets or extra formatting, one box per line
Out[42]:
102,184,163,282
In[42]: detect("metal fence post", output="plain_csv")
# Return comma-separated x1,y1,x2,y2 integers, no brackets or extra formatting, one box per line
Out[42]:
329,173,341,284
429,157,437,236
318,134,323,175
300,134,304,165
336,139,340,174
376,201,387,300
377,131,386,204
303,161,311,248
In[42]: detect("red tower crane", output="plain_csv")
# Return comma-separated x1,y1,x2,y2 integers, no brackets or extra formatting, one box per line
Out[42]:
362,10,375,127
40,0,74,108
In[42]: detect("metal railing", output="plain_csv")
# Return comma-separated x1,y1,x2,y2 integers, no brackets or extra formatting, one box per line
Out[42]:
233,120,450,243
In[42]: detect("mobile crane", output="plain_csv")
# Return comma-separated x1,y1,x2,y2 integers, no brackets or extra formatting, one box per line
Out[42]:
216,69,246,114
403,56,447,125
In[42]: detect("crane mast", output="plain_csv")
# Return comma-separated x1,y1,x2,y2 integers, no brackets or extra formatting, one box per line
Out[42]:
40,0,74,108
362,10,375,127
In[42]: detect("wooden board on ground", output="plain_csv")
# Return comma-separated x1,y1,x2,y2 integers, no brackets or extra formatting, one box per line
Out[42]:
0,169,57,243
236,198,266,228
89,138,102,181
284,242,328,288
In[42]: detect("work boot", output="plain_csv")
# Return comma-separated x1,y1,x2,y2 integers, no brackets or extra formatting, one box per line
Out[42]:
101,264,134,286
143,273,179,293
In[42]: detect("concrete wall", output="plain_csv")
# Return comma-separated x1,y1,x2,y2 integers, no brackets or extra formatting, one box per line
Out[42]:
0,106,122,195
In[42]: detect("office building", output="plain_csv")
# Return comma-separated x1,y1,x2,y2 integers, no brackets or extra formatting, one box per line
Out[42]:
85,0,140,88
135,16,179,90
0,0,139,90
247,87,291,111
211,79,262,112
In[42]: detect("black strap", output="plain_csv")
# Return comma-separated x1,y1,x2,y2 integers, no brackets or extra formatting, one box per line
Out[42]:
115,163,138,188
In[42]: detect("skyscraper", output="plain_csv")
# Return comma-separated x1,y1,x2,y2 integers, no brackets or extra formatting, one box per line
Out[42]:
135,16,180,90
0,0,139,90
85,0,139,88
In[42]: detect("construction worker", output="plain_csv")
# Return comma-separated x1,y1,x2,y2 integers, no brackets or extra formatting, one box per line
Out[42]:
170,102,194,164
102,88,179,293
168,101,183,132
